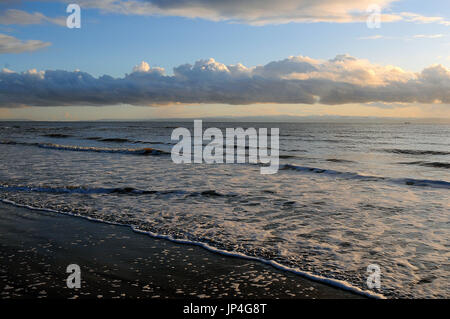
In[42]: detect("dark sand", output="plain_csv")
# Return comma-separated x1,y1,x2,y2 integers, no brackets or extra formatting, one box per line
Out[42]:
0,202,363,299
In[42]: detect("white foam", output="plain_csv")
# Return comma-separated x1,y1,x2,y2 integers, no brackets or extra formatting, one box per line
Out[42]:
1,198,385,299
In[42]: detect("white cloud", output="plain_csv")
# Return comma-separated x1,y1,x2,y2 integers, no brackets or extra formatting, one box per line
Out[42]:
3,1,448,26
282,54,414,86
358,34,446,41
358,35,386,40
49,0,450,26
0,9,66,26
132,61,165,74
133,61,151,72
0,33,51,54
1,67,15,73
413,34,445,39
400,12,450,26
48,0,386,25
1,54,449,107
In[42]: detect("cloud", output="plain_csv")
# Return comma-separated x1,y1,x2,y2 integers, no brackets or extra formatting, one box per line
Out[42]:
50,0,449,26
358,34,446,41
1,54,449,108
413,34,445,39
3,1,449,26
0,9,66,26
400,12,450,26
0,33,51,53
4,1,448,26
132,61,165,74
358,35,386,40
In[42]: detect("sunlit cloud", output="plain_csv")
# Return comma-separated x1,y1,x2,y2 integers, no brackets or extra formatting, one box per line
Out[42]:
0,9,66,26
358,35,386,40
1,54,449,108
358,34,447,41
51,0,450,26
0,33,51,53
413,34,445,39
400,12,450,26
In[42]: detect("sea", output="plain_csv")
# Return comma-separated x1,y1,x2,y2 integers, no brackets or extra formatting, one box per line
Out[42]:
0,121,448,298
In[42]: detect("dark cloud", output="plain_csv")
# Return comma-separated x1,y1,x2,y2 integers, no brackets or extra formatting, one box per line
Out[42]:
70,0,401,25
0,55,449,107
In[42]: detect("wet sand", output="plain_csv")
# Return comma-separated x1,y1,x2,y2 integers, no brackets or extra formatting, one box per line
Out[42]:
0,201,363,299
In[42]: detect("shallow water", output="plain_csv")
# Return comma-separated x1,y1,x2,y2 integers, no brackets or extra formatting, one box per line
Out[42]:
0,121,448,298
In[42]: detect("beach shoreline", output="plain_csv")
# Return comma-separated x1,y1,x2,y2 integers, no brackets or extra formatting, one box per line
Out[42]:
0,201,364,299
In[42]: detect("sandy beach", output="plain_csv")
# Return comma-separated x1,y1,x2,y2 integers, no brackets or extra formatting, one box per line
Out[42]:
0,201,363,299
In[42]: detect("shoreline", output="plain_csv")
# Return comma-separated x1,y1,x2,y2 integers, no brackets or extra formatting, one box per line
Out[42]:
0,201,364,299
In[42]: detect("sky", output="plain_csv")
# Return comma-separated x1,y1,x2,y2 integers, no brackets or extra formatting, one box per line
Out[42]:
0,0,449,121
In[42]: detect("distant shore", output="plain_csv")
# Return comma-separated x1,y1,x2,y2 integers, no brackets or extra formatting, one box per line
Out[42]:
0,201,362,299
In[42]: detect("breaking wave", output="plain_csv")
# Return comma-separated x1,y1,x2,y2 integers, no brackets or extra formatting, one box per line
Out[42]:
0,183,237,198
382,148,450,156
0,140,169,156
397,161,450,169
280,164,450,189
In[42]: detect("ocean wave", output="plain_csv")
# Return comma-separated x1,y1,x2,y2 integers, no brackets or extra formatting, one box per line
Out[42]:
77,136,174,145
42,133,73,138
98,137,132,143
381,148,450,156
38,143,169,155
84,136,173,145
133,140,174,145
0,140,169,156
398,161,450,169
0,197,384,299
1,140,448,189
0,184,237,198
280,164,450,189
326,158,356,163
279,154,303,159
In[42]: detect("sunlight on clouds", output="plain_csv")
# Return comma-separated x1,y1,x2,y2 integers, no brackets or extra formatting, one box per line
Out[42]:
0,33,51,54
59,0,450,25
1,54,449,108
0,9,66,26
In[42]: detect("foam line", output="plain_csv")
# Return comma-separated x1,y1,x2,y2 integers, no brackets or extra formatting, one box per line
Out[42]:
1,198,386,299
